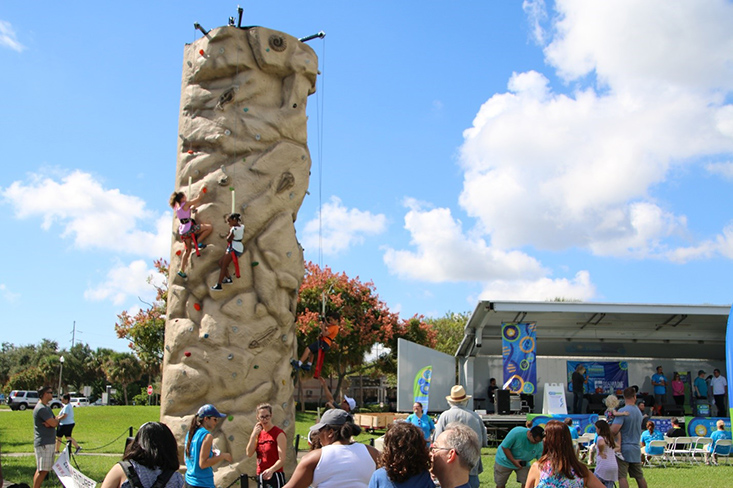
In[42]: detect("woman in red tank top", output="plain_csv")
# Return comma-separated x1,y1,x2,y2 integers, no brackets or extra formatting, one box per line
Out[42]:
246,403,287,488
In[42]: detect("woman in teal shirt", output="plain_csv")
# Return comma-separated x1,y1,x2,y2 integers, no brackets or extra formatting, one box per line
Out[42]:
185,404,232,488
405,402,435,443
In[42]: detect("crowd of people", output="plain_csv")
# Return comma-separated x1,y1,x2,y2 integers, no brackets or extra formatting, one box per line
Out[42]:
25,374,732,488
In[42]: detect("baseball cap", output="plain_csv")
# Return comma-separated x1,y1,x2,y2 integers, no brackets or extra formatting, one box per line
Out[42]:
197,404,226,418
309,408,351,433
343,395,357,411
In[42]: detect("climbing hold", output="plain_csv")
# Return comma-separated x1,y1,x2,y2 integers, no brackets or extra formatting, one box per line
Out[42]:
232,372,237,378
165,345,171,352
289,192,295,199
282,419,290,427
282,402,288,409
228,354,233,360
194,170,200,176
254,365,259,369
194,303,202,311
224,130,231,136
187,150,194,154
251,261,259,267
203,333,209,338
184,351,191,357
228,435,235,441
282,380,286,385
243,107,249,112
232,326,239,332
266,48,270,52
219,48,225,54
286,252,292,258
182,370,187,375
228,415,234,421
189,327,194,332
202,187,207,193
187,61,192,68
236,299,242,306
242,157,246,162
302,155,306,160
293,103,297,108
176,250,182,256
255,134,261,141
282,334,288,342
182,424,187,431
199,49,205,56
229,186,235,191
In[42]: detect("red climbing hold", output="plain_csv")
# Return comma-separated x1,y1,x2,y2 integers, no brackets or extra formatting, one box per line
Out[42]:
202,187,207,193
194,303,202,311
199,49,205,56
184,351,191,357
187,150,194,154
176,250,182,256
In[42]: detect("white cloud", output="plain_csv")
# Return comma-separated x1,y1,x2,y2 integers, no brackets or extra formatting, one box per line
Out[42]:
84,259,161,306
522,0,548,45
0,20,25,52
302,196,387,255
0,284,20,303
1,170,170,258
705,161,733,180
479,270,594,302
383,200,594,301
457,0,733,261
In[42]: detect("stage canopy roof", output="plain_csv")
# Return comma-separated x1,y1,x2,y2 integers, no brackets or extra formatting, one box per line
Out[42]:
457,301,731,360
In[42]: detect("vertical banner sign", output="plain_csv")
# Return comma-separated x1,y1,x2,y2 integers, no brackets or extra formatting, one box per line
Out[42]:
502,322,537,395
413,365,432,412
726,305,733,427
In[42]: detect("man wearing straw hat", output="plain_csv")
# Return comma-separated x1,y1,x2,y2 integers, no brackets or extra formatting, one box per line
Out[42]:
434,385,487,488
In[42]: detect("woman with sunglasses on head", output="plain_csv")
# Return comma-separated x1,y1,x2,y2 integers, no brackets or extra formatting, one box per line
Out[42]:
525,420,604,488
185,405,233,488
246,404,287,487
283,409,380,488
369,421,435,488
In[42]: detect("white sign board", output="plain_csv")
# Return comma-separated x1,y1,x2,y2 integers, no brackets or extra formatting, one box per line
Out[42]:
542,382,568,415
53,447,97,488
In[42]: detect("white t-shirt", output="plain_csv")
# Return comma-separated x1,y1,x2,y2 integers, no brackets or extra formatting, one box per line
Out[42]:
311,443,375,488
711,375,728,395
229,225,244,253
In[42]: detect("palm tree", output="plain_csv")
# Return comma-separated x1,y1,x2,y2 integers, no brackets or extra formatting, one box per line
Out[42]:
102,352,142,405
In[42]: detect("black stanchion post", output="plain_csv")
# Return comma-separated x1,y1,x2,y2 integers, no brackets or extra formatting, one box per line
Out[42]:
294,434,300,453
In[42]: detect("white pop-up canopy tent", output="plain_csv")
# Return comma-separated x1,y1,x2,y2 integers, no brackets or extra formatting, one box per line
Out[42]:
456,300,730,411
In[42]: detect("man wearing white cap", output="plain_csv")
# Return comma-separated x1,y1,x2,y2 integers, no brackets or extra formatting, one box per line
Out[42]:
318,377,357,412
434,385,487,488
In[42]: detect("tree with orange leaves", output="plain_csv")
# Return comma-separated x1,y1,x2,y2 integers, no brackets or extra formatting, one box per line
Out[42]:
295,261,399,397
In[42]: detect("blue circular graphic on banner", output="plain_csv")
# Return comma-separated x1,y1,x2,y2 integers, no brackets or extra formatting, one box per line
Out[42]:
503,324,520,342
522,382,535,394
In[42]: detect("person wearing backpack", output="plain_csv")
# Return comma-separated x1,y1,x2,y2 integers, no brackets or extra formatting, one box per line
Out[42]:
101,422,183,488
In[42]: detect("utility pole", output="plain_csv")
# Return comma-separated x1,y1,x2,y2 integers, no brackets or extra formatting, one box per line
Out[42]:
71,321,76,347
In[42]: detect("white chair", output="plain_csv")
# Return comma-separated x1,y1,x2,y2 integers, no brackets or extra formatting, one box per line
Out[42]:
709,438,732,465
690,437,713,464
669,436,694,463
643,439,668,467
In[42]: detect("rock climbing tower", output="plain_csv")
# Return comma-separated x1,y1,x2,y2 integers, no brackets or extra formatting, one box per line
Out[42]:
161,24,318,485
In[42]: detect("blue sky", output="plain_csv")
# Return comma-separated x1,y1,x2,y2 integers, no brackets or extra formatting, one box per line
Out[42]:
2,1,733,352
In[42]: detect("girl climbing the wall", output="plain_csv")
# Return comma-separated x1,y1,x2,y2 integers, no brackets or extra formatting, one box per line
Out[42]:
211,213,244,291
169,191,212,278
184,404,232,488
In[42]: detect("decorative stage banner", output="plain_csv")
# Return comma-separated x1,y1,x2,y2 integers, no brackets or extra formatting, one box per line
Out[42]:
567,360,628,394
686,417,732,437
529,413,599,435
413,365,432,412
502,322,537,395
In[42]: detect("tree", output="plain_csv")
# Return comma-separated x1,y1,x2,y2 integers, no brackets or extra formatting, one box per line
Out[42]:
102,352,143,405
115,259,167,381
296,262,399,397
378,314,437,375
426,311,470,356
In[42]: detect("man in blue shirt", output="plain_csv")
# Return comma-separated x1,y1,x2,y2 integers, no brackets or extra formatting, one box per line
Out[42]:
611,387,647,488
651,366,667,415
494,426,544,488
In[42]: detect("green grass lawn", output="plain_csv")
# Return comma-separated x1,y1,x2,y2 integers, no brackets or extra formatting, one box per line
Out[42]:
2,407,731,487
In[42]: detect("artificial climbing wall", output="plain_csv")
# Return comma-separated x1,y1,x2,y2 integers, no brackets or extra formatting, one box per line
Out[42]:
161,25,317,485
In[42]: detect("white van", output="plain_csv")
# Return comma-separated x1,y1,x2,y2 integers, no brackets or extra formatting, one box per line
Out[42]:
70,397,90,407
